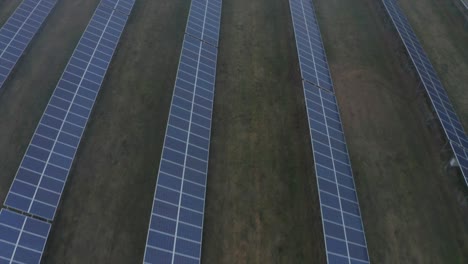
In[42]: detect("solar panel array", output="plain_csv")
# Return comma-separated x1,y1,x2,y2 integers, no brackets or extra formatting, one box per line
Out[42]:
144,0,222,263
0,209,51,264
1,1,134,263
382,0,468,184
289,0,370,263
289,0,332,91
186,0,222,47
0,0,57,90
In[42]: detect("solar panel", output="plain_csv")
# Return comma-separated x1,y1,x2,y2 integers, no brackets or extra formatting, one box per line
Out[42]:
0,209,51,264
289,0,370,263
289,0,333,91
144,33,218,264
382,0,468,183
0,0,57,90
3,1,134,221
186,0,222,47
304,82,369,263
102,0,135,15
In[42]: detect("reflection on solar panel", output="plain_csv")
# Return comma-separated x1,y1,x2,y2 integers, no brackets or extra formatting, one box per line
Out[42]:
289,0,332,91
143,0,222,262
4,1,134,221
289,0,370,263
186,0,222,47
0,0,57,90
144,33,218,264
0,209,51,264
382,0,468,183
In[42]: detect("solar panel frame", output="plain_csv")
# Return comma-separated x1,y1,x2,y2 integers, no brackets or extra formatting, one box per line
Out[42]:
381,0,468,182
289,0,333,91
101,0,135,15
3,2,133,221
451,142,468,185
0,0,57,90
304,82,370,263
185,0,222,47
288,0,370,262
144,33,218,264
0,208,51,264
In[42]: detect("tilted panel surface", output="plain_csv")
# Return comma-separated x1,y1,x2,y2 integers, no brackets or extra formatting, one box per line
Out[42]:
101,0,135,15
0,0,57,90
3,2,132,221
288,0,370,263
144,33,218,264
186,0,222,47
0,209,51,264
304,82,369,264
289,0,332,91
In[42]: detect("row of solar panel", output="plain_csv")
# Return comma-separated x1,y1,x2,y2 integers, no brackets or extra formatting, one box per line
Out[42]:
0,1,135,263
186,0,222,47
288,0,370,263
4,2,130,221
144,0,223,262
0,209,50,264
381,0,468,185
144,33,219,264
289,0,332,91
0,0,57,90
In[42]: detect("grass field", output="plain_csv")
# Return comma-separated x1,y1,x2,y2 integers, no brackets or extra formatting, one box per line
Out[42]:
0,0,467,263
399,0,468,131
314,0,468,263
201,0,325,262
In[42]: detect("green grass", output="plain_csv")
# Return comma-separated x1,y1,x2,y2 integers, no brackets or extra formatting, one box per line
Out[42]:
201,0,325,262
315,0,468,262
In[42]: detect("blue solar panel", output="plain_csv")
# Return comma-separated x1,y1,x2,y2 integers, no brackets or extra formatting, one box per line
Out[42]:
304,82,369,263
186,0,222,47
382,0,468,184
144,33,218,264
102,0,135,15
0,0,57,90
289,0,333,91
0,209,51,264
3,2,134,221
289,0,370,263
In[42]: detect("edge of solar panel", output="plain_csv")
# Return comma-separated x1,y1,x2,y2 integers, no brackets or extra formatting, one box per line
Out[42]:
143,32,219,264
288,0,334,92
0,0,58,90
0,208,51,264
3,1,133,221
381,0,468,183
184,0,222,47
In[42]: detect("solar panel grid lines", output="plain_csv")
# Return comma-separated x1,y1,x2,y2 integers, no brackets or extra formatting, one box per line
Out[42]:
185,0,222,47
288,0,370,263
143,33,218,264
3,1,134,221
101,0,135,15
381,0,468,181
304,82,370,264
288,0,333,92
0,0,57,90
0,208,51,264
